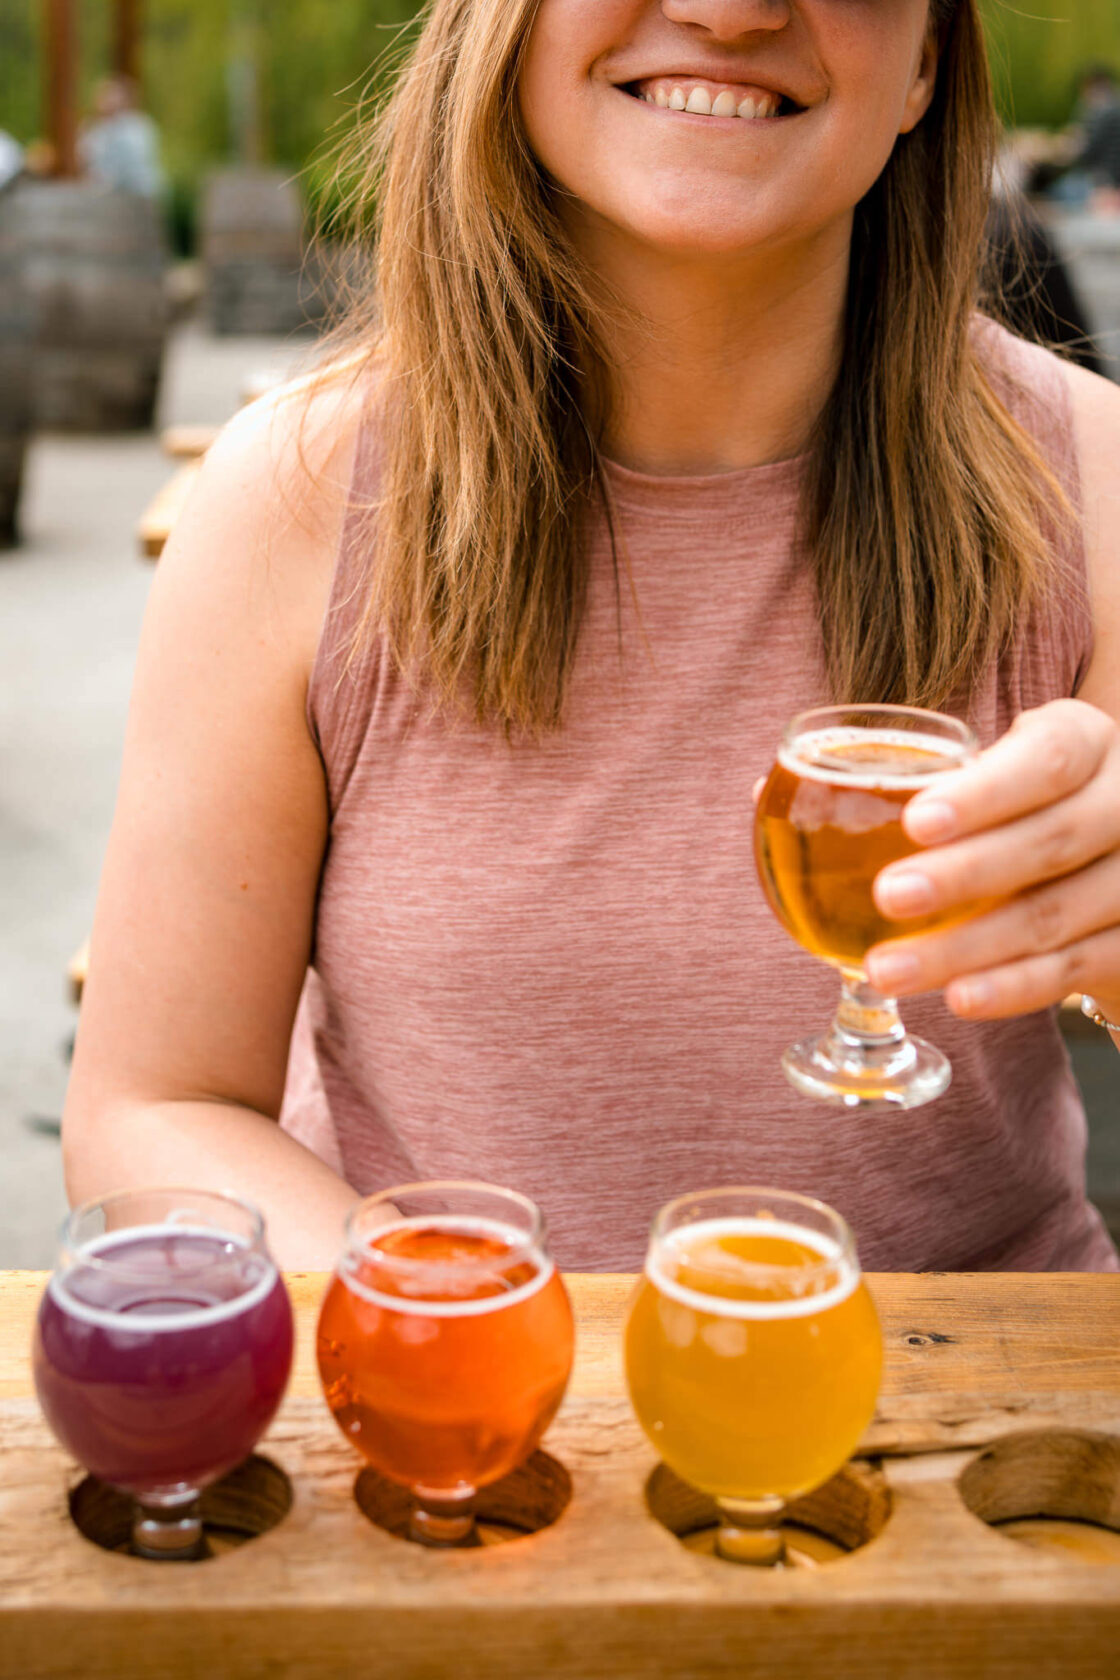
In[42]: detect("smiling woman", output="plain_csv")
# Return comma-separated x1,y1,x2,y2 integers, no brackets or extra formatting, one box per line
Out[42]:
64,1,1120,1276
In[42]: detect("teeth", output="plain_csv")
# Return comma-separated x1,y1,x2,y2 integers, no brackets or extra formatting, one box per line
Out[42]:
640,82,783,119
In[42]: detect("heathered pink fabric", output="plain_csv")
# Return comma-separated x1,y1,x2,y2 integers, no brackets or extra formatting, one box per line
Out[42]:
281,322,1118,1273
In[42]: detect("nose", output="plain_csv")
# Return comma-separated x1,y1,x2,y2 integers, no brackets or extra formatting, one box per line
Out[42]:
661,0,792,39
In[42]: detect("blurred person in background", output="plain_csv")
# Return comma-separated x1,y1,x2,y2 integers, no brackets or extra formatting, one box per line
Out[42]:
79,76,164,198
65,1,1120,1276
1051,64,1120,209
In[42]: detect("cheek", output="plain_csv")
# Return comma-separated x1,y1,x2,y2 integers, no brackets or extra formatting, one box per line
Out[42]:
814,1,933,131
518,0,639,183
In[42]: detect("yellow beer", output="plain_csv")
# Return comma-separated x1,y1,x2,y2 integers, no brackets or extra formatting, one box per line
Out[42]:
625,1208,882,1502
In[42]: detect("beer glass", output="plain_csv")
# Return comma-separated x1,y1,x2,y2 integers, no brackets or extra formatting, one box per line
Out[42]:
33,1189,294,1560
755,703,980,1108
317,1182,575,1547
625,1187,882,1566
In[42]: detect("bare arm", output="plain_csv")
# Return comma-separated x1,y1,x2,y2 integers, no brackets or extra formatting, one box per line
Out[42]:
64,375,365,1266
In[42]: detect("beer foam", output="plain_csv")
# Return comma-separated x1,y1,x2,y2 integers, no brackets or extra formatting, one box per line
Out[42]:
48,1224,279,1333
778,728,971,790
339,1215,554,1318
646,1217,860,1320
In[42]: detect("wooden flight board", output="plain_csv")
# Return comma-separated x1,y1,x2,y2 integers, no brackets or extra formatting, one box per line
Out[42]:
1,1271,1118,1679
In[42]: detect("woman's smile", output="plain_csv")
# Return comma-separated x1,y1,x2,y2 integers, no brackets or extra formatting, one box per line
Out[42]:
621,76,802,121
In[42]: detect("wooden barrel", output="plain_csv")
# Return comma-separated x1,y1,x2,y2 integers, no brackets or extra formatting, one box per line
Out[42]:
0,186,33,545
4,179,169,432
202,168,322,336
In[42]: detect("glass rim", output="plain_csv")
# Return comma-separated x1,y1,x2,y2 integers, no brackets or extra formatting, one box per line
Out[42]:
58,1186,268,1281
343,1180,548,1278
649,1186,859,1287
782,703,979,778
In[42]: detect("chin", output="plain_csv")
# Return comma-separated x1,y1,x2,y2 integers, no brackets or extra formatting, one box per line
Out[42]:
619,198,790,260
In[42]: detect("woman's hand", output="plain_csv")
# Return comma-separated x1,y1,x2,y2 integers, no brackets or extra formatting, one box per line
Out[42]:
865,699,1120,1027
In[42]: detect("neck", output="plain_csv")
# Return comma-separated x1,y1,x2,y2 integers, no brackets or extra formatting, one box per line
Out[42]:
575,218,851,476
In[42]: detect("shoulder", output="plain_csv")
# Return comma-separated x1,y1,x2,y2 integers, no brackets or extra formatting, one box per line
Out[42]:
970,315,1076,428
1064,360,1120,719
161,356,376,678
199,354,372,538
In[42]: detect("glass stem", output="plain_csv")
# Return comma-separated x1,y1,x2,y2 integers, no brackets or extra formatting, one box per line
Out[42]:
833,972,907,1054
714,1496,787,1566
409,1486,479,1549
132,1491,204,1561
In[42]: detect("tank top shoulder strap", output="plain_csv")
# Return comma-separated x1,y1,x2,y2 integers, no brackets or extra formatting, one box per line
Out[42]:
306,382,386,812
972,315,1093,700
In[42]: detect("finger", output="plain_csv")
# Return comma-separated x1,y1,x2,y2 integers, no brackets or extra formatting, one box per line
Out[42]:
867,852,1120,997
876,764,1120,916
752,777,766,805
902,700,1114,846
940,927,1120,1021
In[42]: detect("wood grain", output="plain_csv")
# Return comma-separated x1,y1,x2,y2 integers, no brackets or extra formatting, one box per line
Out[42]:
3,1270,1119,1679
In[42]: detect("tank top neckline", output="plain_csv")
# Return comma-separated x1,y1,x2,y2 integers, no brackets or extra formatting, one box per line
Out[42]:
601,449,807,513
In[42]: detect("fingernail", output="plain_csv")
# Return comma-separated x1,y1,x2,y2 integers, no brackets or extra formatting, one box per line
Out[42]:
906,799,956,843
952,979,993,1014
868,950,921,992
877,870,935,916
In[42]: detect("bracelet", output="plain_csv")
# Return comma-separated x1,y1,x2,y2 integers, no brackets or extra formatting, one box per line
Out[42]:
1080,995,1120,1034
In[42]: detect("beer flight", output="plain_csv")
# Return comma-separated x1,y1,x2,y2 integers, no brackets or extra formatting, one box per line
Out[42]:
32,705,969,1567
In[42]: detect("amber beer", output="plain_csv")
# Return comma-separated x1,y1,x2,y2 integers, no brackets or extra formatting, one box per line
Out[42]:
755,726,974,973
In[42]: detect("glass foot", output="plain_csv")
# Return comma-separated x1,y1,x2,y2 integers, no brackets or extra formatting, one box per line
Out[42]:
782,1030,951,1110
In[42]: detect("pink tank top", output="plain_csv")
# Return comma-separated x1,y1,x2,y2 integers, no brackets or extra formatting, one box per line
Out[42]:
281,322,1118,1273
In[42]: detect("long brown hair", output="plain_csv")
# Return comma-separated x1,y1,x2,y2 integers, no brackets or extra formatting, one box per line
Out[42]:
326,0,1065,733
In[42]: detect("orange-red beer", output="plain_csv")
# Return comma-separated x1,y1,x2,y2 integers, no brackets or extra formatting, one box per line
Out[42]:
317,1219,574,1493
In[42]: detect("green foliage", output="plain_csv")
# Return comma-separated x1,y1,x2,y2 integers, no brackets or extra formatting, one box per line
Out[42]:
0,1,421,225
981,0,1120,128
0,4,40,141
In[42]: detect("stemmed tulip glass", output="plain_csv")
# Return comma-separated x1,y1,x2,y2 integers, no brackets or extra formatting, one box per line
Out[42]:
625,1187,882,1566
754,703,980,1109
317,1181,575,1547
33,1188,294,1560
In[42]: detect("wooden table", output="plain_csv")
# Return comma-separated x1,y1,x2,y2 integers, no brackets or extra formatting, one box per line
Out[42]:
2,1272,1118,1678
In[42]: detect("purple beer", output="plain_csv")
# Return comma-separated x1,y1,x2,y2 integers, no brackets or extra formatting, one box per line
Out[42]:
34,1192,293,1556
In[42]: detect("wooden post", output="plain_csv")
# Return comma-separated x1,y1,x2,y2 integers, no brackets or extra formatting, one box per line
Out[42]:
112,0,142,83
228,1,265,166
43,0,79,178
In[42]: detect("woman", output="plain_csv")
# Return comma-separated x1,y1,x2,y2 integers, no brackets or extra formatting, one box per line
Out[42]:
65,0,1120,1272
